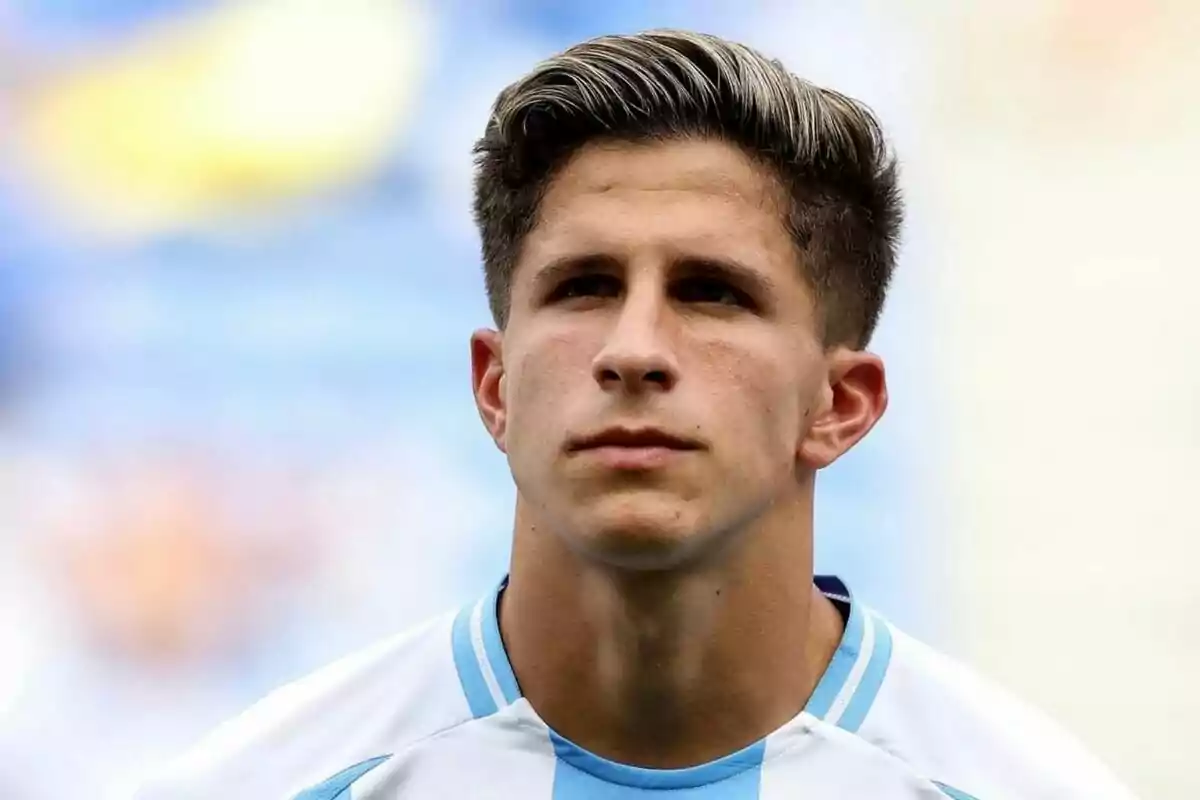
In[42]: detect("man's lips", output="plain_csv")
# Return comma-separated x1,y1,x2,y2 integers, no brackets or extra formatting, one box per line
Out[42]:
567,427,703,470
567,426,703,452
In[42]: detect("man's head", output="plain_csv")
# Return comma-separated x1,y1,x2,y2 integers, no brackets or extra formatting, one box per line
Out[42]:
469,30,901,570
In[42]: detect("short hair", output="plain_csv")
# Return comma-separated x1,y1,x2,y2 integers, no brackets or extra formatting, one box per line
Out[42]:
471,29,903,348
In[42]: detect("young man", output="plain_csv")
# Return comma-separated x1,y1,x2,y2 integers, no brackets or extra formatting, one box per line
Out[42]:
138,31,1137,799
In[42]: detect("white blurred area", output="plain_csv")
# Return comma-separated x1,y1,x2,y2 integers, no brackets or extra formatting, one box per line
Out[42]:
897,3,1199,797
0,0,1192,797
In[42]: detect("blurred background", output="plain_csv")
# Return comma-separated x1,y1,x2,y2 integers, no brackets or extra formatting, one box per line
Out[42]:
0,0,1194,797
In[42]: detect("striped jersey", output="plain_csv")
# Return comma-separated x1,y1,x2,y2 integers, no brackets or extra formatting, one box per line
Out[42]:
135,577,1137,799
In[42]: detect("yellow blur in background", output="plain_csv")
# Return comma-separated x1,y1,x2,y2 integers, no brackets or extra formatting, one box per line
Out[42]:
11,0,426,238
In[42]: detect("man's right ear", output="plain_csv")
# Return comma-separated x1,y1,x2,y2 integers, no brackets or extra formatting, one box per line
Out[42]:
470,329,507,453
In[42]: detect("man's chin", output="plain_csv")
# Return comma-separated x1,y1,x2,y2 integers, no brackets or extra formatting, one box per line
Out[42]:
564,508,715,572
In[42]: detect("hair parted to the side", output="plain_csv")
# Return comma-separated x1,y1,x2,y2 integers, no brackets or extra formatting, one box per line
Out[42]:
472,29,903,348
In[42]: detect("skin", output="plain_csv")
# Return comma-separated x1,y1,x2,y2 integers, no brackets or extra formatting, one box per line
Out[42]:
470,137,888,768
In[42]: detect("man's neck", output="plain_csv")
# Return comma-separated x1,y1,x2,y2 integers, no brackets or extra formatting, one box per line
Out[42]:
499,503,844,769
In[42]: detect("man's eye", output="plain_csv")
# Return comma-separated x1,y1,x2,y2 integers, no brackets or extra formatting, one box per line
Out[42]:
551,274,622,301
674,277,751,308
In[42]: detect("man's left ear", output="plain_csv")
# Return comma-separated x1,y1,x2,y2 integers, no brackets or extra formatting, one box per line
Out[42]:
797,349,888,469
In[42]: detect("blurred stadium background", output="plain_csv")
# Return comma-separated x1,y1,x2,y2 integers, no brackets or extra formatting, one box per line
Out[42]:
0,1,1194,797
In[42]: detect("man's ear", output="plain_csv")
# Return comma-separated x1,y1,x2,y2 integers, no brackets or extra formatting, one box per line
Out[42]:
471,328,508,454
797,349,888,470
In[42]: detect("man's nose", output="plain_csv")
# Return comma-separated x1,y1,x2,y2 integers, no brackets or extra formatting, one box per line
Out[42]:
591,290,680,394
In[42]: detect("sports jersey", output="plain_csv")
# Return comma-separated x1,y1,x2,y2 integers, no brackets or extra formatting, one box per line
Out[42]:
135,577,1137,799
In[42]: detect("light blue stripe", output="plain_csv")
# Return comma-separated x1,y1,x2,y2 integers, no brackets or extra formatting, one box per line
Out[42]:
836,612,895,733
450,603,497,718
934,781,982,800
291,755,391,800
805,586,866,720
482,582,521,704
550,732,765,798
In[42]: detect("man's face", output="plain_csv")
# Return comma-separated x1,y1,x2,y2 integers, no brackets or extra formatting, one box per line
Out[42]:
472,138,883,570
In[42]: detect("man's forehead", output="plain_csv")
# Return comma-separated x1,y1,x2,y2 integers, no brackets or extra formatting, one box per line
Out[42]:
525,141,789,255
544,138,783,208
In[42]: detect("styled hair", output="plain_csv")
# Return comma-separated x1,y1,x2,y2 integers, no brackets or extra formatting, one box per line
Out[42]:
471,29,903,348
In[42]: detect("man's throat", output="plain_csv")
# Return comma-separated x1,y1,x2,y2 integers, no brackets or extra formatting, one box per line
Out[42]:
501,573,841,770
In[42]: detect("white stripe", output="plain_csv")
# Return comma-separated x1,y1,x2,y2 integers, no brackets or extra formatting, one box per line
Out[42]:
470,597,507,710
824,609,875,725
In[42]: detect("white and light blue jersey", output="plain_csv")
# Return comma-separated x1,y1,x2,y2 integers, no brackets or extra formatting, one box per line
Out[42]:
135,577,1136,799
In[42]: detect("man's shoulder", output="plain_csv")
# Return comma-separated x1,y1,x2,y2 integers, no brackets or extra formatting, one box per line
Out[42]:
136,610,473,799
864,619,1137,799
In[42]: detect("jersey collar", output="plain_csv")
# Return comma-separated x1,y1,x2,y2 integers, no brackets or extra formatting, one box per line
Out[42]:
450,574,894,777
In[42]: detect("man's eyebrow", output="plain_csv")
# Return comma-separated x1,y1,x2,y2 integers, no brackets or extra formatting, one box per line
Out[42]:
528,253,622,290
671,255,781,297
